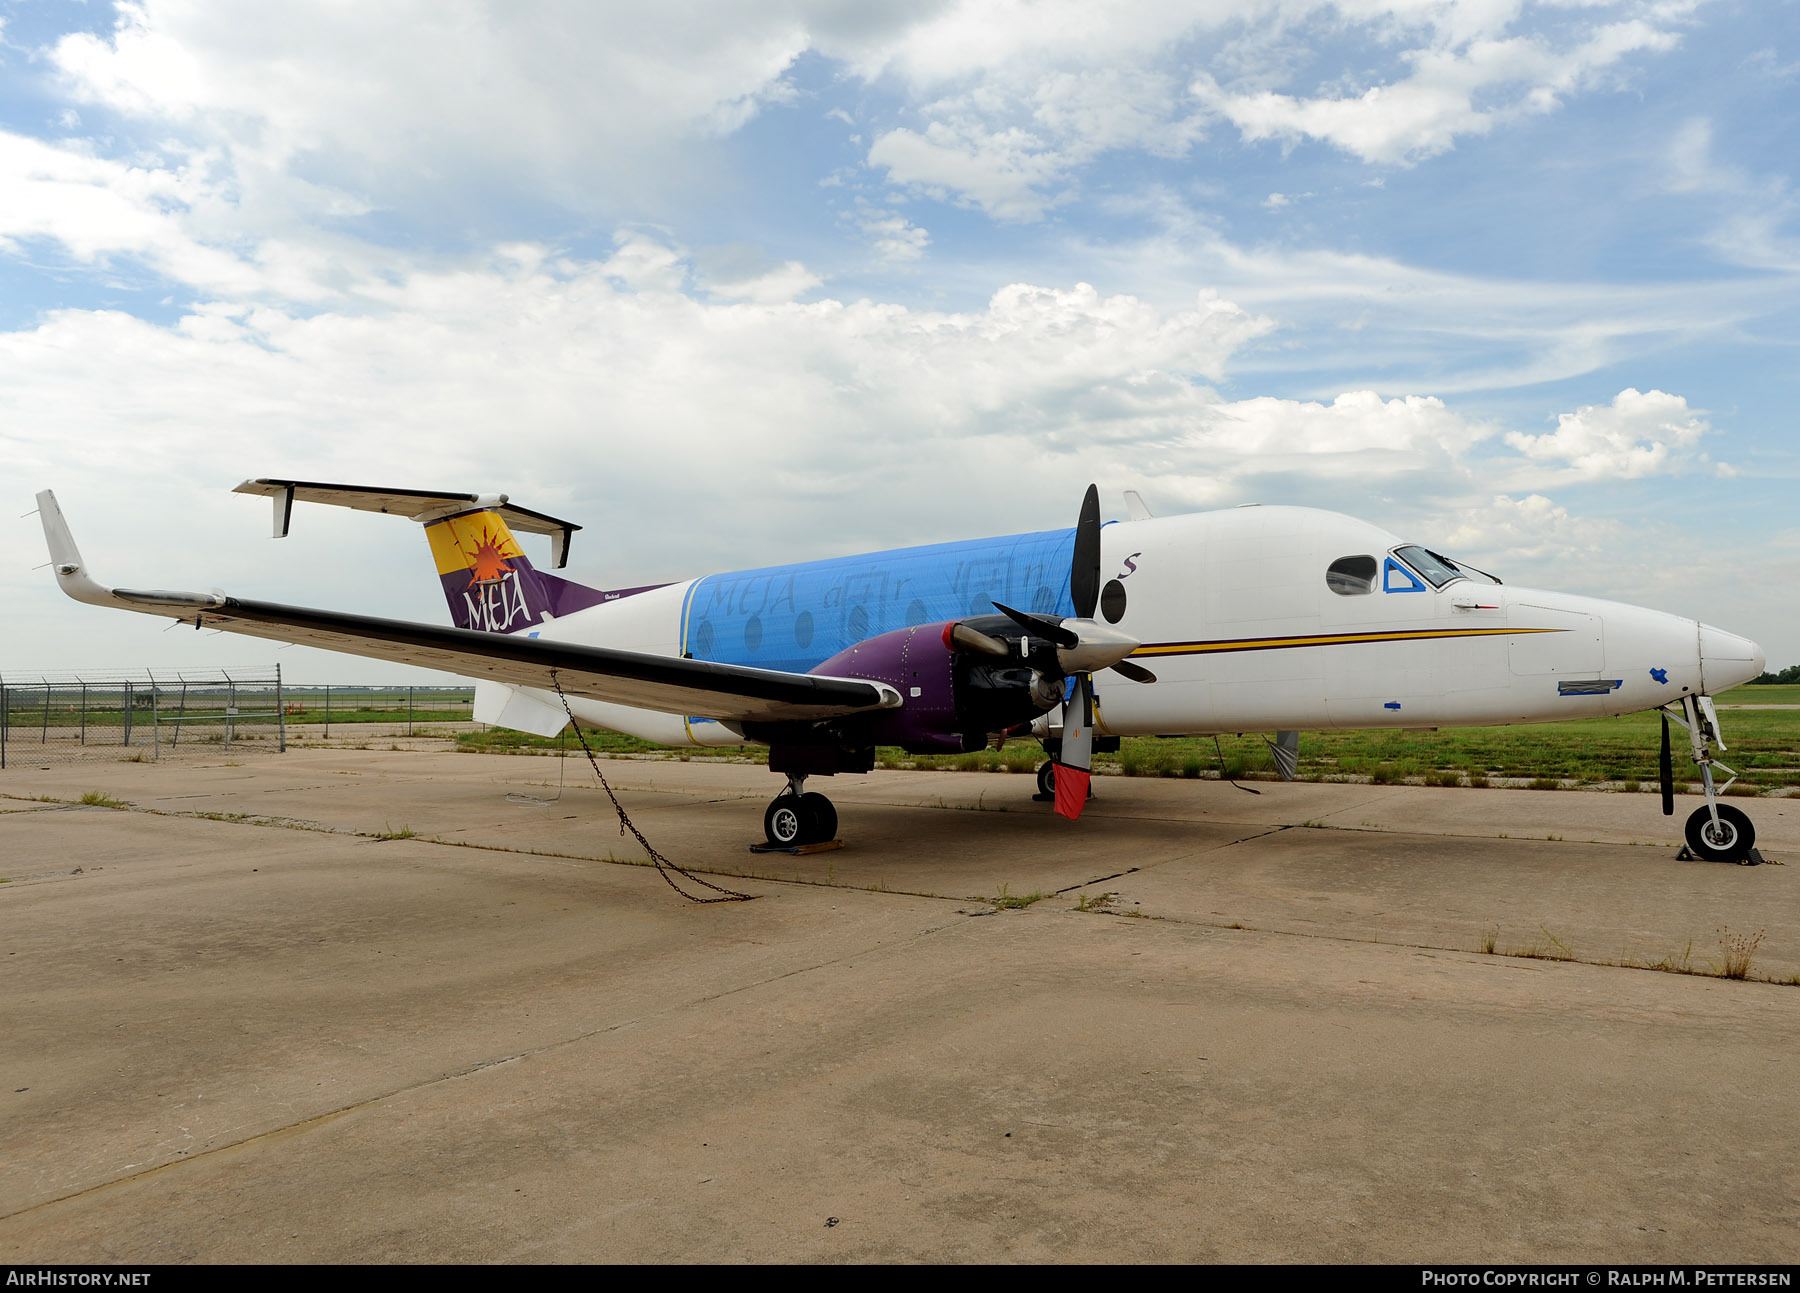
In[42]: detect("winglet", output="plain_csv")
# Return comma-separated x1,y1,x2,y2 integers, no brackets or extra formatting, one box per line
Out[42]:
35,489,115,608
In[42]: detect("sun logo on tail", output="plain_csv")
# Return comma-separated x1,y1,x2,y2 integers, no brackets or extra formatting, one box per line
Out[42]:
461,525,516,587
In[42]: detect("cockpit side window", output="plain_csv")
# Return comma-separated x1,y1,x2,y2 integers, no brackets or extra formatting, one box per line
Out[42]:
1326,554,1378,595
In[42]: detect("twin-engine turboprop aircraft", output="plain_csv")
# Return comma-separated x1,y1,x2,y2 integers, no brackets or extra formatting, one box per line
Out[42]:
36,481,1767,861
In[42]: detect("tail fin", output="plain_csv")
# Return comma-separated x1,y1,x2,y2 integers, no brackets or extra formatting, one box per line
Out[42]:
234,479,609,633
425,507,609,631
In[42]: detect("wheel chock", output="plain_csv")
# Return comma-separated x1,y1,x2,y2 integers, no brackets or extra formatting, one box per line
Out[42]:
749,838,845,856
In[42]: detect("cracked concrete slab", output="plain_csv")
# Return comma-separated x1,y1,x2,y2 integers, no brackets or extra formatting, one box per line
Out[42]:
1,751,1795,1262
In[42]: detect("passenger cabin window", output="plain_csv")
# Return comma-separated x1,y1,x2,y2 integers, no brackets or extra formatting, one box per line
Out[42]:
1326,554,1378,595
1390,544,1504,589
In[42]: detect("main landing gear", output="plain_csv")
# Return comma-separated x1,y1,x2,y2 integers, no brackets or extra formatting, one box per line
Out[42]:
763,773,839,847
1664,695,1761,864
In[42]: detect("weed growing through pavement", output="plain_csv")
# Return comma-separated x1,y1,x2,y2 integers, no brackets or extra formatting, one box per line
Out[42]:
77,790,127,809
1649,938,1695,974
1716,927,1765,980
992,882,1048,909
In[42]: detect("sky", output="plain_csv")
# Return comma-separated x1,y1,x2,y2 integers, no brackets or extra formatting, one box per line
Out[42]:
2,0,1797,685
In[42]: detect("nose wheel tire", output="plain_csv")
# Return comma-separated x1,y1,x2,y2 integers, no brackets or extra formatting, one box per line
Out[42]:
1684,803,1756,863
1037,760,1056,798
764,792,838,846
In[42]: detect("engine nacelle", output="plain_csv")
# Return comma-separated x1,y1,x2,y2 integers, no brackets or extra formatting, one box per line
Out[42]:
807,620,1061,754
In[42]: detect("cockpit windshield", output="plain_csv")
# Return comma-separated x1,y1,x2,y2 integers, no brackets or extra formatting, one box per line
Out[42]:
1391,544,1503,589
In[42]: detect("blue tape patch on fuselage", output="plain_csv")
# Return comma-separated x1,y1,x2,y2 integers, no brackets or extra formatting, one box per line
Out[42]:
683,528,1077,673
1558,679,1623,696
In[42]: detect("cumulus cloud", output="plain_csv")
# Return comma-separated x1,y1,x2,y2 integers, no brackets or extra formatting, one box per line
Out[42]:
0,249,1274,593
1501,388,1719,482
855,208,932,262
4,222,1758,669
867,121,1071,222
1193,16,1681,164
853,2,1692,213
47,0,845,215
16,1,1712,245
0,130,260,294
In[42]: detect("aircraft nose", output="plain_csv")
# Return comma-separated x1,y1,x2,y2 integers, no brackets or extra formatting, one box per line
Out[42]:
1699,624,1765,692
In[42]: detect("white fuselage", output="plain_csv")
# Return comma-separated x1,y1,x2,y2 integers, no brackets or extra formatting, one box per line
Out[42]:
493,506,1764,746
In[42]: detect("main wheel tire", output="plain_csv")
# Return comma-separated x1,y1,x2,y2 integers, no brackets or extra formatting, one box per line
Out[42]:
765,797,805,847
799,792,836,843
1684,803,1755,862
1037,761,1056,797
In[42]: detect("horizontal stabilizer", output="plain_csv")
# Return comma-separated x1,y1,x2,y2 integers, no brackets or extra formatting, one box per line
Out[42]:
234,479,582,568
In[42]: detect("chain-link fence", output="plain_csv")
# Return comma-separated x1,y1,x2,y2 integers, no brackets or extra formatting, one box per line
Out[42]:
0,668,290,768
0,670,478,768
280,685,475,737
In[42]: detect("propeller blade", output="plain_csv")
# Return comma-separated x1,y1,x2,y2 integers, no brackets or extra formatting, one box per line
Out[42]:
944,621,1010,658
1071,484,1101,619
1109,659,1156,684
1660,712,1674,816
991,600,1079,650
1267,729,1299,781
1054,673,1094,821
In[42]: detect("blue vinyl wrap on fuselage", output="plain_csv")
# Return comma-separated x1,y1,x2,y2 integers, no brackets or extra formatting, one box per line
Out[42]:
679,527,1079,674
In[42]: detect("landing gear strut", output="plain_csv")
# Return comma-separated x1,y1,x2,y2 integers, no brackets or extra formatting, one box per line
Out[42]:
763,773,838,847
1665,695,1760,864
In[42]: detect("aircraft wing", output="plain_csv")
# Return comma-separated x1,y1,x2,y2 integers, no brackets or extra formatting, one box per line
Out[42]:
35,490,899,724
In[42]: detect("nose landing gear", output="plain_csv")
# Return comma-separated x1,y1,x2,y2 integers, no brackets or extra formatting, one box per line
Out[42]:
763,773,839,847
1664,695,1762,864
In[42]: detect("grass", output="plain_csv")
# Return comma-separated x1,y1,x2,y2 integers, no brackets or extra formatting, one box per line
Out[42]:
374,824,417,840
1716,927,1765,980
1474,925,1789,984
991,882,1049,909
440,685,1800,791
77,790,127,809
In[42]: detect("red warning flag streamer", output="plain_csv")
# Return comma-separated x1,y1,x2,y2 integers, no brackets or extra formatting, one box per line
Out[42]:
1053,761,1090,820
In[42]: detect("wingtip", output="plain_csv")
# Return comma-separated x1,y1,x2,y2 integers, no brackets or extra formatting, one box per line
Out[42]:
35,488,115,607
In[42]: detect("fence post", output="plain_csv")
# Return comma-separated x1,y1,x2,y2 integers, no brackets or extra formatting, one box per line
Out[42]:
122,680,132,746
225,677,235,751
151,680,160,762
1,679,7,770
80,681,87,746
42,679,51,745
408,686,414,737
325,685,330,739
276,664,286,754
